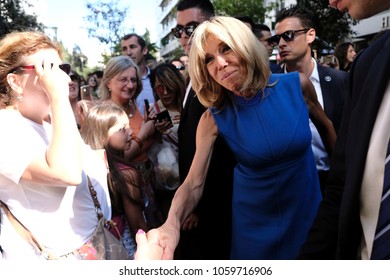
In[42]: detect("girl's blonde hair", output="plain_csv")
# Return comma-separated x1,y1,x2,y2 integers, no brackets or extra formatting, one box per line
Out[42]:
189,16,271,109
79,103,127,150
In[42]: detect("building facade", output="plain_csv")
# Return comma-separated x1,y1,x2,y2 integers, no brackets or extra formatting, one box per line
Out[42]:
157,0,181,61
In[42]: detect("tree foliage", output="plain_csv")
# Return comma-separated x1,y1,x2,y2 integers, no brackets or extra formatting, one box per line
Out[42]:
0,0,43,37
84,0,159,62
212,0,275,23
296,0,355,54
211,0,355,55
84,0,128,53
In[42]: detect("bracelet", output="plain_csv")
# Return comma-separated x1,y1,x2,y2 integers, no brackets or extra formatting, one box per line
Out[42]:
131,136,143,149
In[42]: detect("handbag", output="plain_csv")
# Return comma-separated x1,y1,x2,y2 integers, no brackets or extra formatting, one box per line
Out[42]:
86,176,130,260
147,136,180,191
0,176,130,260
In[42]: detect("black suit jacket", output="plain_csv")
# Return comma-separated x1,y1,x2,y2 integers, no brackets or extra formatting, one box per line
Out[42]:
300,30,390,259
317,65,348,132
279,64,348,132
177,88,236,259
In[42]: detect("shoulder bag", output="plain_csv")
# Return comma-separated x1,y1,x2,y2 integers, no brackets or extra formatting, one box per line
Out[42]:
0,176,130,260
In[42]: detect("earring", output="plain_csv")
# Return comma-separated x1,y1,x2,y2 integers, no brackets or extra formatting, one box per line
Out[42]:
17,95,23,102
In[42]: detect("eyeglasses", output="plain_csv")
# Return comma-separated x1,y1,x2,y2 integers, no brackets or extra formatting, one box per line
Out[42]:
171,23,199,38
175,65,185,71
117,77,138,85
10,63,71,75
155,85,166,95
267,29,310,47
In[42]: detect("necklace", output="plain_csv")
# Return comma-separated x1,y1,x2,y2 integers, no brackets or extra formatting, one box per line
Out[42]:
125,100,136,118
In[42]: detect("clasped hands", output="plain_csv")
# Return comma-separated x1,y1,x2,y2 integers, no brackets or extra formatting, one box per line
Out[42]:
134,223,179,260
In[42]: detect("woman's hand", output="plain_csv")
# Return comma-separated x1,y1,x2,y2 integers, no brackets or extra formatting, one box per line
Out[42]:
34,59,70,101
138,119,156,140
134,229,164,260
137,222,180,260
155,119,174,134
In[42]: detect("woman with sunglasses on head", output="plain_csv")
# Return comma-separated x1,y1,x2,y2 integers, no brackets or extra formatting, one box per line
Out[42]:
170,59,187,77
148,16,337,260
0,31,162,260
149,63,185,220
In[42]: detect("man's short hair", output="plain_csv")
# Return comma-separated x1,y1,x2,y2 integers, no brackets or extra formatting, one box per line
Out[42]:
235,15,255,30
121,33,146,49
177,0,214,18
275,4,315,29
253,23,271,39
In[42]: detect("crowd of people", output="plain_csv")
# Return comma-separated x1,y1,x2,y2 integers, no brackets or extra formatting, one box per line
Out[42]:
0,0,389,261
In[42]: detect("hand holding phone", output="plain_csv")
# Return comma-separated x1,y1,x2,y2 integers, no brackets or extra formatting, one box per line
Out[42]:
80,85,93,100
144,99,150,115
156,110,173,125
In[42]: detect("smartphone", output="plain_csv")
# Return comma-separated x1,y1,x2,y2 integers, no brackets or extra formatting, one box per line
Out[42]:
144,99,150,115
156,110,173,124
80,85,92,100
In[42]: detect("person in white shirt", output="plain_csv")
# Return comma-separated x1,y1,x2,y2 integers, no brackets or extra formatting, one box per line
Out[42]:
0,30,161,260
272,5,349,196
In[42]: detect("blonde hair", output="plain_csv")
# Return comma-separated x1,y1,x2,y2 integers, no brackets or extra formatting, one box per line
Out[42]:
0,31,61,106
99,55,142,101
189,16,271,109
79,103,127,150
79,103,139,213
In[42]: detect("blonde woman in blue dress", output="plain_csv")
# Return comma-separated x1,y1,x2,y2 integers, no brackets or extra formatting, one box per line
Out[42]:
147,16,336,260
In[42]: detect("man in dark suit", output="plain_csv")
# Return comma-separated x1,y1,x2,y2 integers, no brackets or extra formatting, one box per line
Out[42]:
171,0,236,259
253,23,281,73
273,5,348,196
299,0,390,259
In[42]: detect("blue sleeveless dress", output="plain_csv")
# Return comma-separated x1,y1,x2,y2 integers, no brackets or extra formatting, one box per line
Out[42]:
211,72,321,259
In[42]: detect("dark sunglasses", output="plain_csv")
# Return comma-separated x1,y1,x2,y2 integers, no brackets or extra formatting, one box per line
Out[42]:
69,74,80,82
10,63,71,75
171,23,199,38
175,65,185,71
267,29,310,47
155,85,166,95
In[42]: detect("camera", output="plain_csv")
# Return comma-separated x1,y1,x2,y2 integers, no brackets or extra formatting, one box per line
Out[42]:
80,85,92,100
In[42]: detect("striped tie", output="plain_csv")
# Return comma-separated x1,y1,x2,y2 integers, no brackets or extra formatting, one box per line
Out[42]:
371,141,390,259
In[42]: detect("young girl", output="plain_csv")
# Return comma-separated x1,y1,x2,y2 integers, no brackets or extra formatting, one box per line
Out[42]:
80,103,162,259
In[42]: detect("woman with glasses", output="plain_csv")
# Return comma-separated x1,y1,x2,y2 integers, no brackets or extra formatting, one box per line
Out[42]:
99,55,163,232
0,31,159,260
148,16,337,260
149,63,185,220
